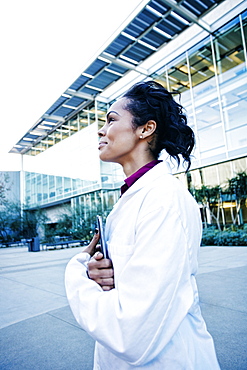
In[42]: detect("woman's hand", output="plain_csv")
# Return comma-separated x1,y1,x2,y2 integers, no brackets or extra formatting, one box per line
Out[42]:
82,232,101,257
88,252,114,291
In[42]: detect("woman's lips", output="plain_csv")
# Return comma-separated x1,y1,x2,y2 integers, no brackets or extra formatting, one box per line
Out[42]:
98,142,107,149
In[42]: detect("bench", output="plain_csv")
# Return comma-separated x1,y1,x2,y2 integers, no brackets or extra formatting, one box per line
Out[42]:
43,240,88,251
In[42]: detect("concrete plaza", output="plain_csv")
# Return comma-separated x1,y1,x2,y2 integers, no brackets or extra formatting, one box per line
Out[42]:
0,245,246,369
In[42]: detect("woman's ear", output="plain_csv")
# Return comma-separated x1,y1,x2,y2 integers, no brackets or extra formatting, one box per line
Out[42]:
141,120,157,138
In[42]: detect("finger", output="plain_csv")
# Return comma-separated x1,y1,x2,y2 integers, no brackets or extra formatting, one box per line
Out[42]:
99,277,114,286
87,233,100,250
88,258,112,270
99,268,114,278
88,258,105,270
83,232,101,256
93,251,104,260
91,232,100,245
101,285,114,291
87,267,114,281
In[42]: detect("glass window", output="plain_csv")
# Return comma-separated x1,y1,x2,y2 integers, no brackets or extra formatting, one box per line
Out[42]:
153,75,169,91
232,157,247,174
190,169,203,188
89,103,96,124
49,175,55,199
56,177,63,196
188,37,215,89
79,110,88,129
243,11,247,41
42,176,48,201
64,177,71,193
154,53,190,94
25,172,31,204
201,165,218,187
194,96,222,131
51,131,61,144
198,124,225,157
167,55,190,94
221,71,246,133
36,174,42,203
217,161,232,186
213,14,247,139
188,38,223,139
31,173,36,205
103,190,119,214
62,128,70,140
214,16,245,80
226,125,247,151
69,117,79,135
97,101,108,129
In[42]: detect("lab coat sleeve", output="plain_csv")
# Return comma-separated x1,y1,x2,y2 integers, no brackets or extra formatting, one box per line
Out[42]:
65,196,201,366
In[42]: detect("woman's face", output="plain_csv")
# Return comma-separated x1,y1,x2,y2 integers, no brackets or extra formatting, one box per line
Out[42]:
98,98,141,166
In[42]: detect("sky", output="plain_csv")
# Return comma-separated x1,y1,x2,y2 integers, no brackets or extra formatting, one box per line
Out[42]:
0,0,144,171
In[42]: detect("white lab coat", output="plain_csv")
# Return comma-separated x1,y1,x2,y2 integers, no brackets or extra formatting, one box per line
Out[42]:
65,161,220,369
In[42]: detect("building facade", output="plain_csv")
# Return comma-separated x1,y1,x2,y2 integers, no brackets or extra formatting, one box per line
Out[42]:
10,0,247,228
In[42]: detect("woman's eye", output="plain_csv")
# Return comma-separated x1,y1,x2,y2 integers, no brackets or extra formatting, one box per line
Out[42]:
108,117,115,124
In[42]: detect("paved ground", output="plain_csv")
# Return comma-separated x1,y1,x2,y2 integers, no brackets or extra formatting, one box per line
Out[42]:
0,246,246,370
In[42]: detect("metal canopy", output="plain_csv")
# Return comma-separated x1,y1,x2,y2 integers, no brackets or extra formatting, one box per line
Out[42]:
10,0,224,155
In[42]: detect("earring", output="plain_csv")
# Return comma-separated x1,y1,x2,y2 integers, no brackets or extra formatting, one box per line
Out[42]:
140,135,143,139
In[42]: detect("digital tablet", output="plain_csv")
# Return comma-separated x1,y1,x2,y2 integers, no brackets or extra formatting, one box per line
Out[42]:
96,215,108,258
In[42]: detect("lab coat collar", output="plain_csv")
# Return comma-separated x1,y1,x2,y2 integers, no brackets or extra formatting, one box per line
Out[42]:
121,160,172,198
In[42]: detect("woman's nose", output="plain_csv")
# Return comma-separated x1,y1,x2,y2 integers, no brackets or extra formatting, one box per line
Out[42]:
98,124,106,137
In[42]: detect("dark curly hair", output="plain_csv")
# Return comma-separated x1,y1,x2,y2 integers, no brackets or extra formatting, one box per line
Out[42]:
122,80,195,171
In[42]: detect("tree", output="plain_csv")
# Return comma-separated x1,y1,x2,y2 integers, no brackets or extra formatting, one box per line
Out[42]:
0,173,21,243
193,185,223,230
0,173,10,204
72,204,99,240
0,201,22,242
22,207,48,239
226,172,247,225
43,207,97,242
0,199,47,244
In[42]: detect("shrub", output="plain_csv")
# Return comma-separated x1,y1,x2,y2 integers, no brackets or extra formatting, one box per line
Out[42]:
201,225,247,246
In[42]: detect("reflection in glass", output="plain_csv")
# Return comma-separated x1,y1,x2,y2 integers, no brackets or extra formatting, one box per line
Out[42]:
214,15,247,152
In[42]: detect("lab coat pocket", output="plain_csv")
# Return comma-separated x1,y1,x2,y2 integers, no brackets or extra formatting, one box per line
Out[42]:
109,242,135,257
108,242,135,281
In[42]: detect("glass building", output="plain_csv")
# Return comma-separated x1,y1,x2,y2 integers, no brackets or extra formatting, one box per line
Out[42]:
153,11,247,169
10,0,247,226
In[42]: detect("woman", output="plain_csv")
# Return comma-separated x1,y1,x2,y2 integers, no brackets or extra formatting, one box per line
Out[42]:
65,81,220,369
